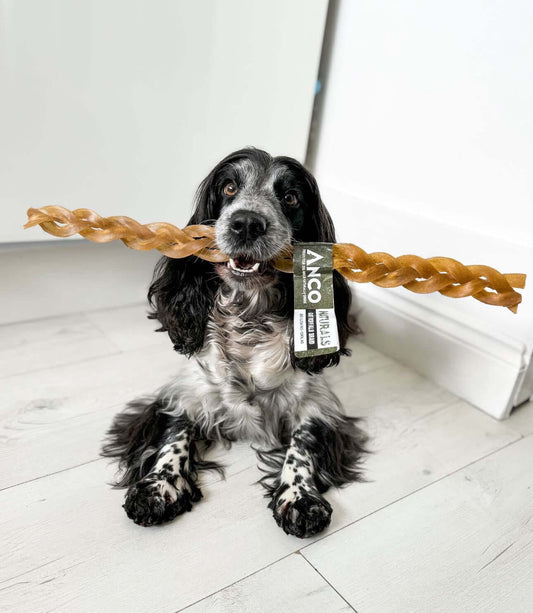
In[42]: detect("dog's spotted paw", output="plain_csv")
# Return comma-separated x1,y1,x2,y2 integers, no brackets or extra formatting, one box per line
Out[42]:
123,476,202,527
271,492,332,538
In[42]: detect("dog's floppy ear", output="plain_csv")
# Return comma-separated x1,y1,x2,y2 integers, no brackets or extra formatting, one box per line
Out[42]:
293,168,357,374
148,255,218,356
148,172,221,357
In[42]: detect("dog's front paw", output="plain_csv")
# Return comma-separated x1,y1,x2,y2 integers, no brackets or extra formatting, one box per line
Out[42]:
271,491,332,538
123,476,202,527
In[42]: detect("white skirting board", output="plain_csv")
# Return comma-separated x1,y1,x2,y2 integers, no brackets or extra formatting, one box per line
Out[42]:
352,285,532,420
320,185,533,421
0,240,160,325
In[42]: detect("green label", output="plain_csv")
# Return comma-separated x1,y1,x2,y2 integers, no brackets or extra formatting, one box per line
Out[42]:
293,243,339,357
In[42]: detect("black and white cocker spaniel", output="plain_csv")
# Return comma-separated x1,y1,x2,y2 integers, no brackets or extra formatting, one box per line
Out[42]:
102,147,366,538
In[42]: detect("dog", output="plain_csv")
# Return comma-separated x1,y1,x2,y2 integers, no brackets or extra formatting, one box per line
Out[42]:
102,147,366,538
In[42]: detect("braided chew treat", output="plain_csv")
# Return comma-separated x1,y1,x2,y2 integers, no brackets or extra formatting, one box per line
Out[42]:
24,206,526,313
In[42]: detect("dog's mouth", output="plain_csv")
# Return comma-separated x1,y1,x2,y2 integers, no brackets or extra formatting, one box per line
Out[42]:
217,254,277,288
227,257,264,276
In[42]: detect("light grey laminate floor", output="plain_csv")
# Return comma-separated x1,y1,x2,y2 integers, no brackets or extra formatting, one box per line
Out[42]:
1,304,531,613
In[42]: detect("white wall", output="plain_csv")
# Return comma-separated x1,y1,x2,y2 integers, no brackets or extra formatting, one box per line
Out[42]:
316,0,533,245
0,0,327,243
314,0,533,415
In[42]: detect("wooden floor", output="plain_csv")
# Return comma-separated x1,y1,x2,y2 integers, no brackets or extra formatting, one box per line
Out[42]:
1,304,532,613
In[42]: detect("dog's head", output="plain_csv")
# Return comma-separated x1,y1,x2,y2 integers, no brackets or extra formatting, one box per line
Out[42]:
192,148,337,289
149,148,354,371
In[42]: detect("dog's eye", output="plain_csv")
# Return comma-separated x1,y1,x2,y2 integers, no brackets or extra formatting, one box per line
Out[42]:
284,192,298,206
224,182,238,197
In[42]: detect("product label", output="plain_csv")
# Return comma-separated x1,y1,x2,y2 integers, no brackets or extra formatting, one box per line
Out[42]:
293,243,339,357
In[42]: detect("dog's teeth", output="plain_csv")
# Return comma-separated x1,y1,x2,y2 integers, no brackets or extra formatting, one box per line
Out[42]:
228,259,260,274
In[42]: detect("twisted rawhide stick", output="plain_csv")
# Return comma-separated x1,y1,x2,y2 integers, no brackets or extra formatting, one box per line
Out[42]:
25,206,526,313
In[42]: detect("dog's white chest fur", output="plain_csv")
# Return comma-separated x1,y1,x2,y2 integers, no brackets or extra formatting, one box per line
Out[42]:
163,287,335,445
203,309,293,392
184,288,308,442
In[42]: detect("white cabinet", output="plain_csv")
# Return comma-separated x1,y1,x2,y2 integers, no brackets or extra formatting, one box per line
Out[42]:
0,0,328,242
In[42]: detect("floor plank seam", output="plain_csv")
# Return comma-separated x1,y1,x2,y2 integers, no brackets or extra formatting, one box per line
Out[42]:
61,400,125,421
174,552,295,613
361,399,467,457
0,349,124,382
0,301,146,330
82,302,146,317
324,356,395,384
299,553,358,612
0,458,102,493
82,313,142,353
299,433,526,555
0,451,259,495
78,310,127,354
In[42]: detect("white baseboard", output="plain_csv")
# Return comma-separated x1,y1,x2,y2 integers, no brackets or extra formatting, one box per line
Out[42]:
320,184,533,420
353,285,530,419
0,240,160,325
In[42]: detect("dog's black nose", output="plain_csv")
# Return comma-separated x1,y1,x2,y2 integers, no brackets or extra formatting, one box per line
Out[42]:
229,211,267,242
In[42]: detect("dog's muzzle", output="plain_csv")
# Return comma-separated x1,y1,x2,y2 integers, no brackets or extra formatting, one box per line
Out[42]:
226,211,268,278
215,203,290,286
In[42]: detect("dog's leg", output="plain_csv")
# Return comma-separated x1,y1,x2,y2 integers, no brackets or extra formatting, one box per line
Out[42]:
267,425,332,538
260,415,366,538
123,418,202,526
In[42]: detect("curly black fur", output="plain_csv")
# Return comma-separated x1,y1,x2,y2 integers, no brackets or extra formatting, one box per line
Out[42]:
148,255,220,357
101,398,223,488
102,397,173,487
257,416,368,497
